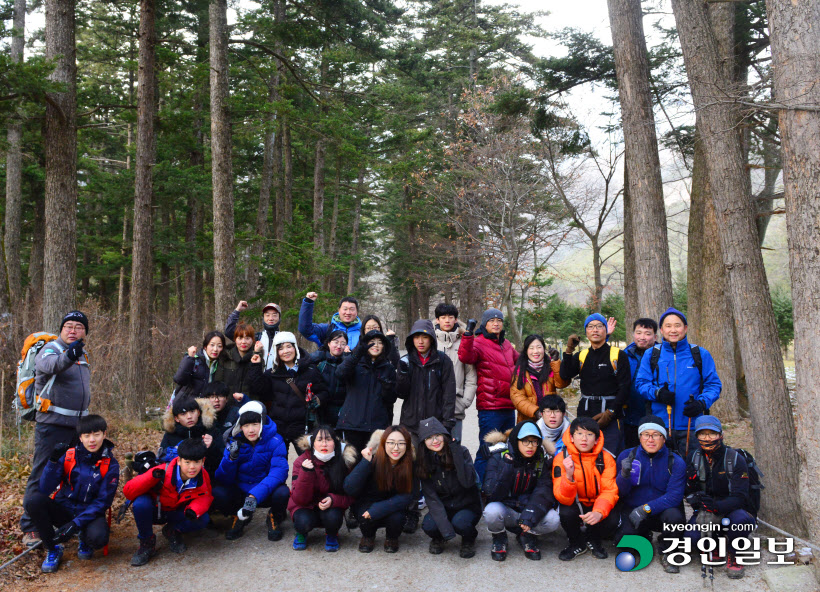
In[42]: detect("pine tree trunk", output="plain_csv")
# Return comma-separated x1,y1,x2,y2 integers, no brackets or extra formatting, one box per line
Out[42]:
29,188,45,300
671,0,807,536
210,0,236,327
622,164,638,331
283,120,293,228
606,0,673,320
117,207,129,320
313,51,328,255
347,170,364,294
766,0,820,546
42,0,78,332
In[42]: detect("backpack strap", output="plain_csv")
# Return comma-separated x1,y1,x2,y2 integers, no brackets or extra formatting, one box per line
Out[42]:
724,447,738,495
649,344,662,381
595,451,605,474
62,447,77,488
689,345,704,395
579,348,588,370
608,345,619,374
692,449,707,490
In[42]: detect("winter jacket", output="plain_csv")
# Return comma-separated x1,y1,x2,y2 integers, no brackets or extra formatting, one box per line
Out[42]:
247,355,329,443
553,428,619,517
309,350,348,413
536,416,570,456
287,435,357,516
482,421,557,528
34,337,91,428
224,310,280,370
158,397,224,476
623,343,651,426
397,323,457,433
298,298,363,348
685,444,751,515
509,361,570,423
335,338,396,433
215,414,289,502
457,332,519,412
123,456,213,518
559,344,631,418
213,403,240,436
39,441,120,528
215,344,255,398
615,445,686,513
435,323,477,420
635,336,722,431
173,350,218,399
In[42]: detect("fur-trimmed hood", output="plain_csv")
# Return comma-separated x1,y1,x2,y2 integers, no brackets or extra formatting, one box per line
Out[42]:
295,434,358,468
483,421,554,458
163,397,216,433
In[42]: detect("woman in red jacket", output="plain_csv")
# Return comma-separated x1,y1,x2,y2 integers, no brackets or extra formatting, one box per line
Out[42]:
289,426,357,552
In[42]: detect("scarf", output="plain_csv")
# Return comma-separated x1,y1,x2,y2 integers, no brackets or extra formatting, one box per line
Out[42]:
541,416,570,443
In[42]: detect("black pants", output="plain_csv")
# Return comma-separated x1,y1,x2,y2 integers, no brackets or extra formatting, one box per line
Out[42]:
357,509,405,540
24,491,109,551
615,504,685,549
421,508,479,541
341,430,371,453
559,502,621,547
292,507,345,536
21,422,77,532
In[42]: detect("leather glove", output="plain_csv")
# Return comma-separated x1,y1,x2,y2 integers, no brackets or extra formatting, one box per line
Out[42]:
152,468,166,481
593,409,614,428
53,521,79,544
465,319,477,335
548,347,560,362
628,505,651,529
683,398,705,418
66,339,85,362
50,442,71,463
228,440,240,461
656,384,676,406
184,508,197,521
237,496,257,521
565,334,580,353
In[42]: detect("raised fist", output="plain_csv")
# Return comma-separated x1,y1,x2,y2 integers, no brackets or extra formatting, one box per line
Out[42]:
235,300,249,312
306,292,318,301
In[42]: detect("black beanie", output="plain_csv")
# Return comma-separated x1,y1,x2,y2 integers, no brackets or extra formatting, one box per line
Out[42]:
172,396,200,417
61,310,89,334
239,411,262,426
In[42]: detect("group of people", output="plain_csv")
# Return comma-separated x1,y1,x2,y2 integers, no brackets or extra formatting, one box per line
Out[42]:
19,301,758,580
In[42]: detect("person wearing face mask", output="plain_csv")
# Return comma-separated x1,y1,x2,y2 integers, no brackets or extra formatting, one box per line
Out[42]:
510,335,570,423
309,330,350,428
225,301,282,371
172,331,226,400
623,318,659,448
216,321,257,401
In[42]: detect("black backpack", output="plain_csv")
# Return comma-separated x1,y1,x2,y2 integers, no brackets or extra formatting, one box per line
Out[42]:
691,446,763,516
649,343,703,394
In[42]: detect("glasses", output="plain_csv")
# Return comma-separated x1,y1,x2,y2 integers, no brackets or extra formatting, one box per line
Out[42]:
425,434,444,443
640,433,664,441
542,409,563,416
207,394,226,400
385,441,406,449
586,323,605,330
519,439,540,448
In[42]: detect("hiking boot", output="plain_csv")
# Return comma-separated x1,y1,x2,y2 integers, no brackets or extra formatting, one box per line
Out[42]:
267,510,284,541
41,545,63,573
162,524,186,554
130,535,157,567
225,516,247,540
325,534,339,552
726,553,745,579
559,543,588,561
292,533,307,551
403,510,419,534
23,531,41,548
428,537,445,555
518,532,542,560
345,508,359,531
459,537,476,559
358,536,375,553
490,532,508,562
658,551,680,574
587,539,608,559
384,538,399,553
77,537,94,560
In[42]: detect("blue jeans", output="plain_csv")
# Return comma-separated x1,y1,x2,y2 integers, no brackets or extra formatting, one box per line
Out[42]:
475,409,516,483
132,494,210,540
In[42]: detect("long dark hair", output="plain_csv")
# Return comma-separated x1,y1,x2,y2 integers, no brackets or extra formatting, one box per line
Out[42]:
373,425,413,494
361,315,385,333
202,330,226,352
415,438,454,480
309,425,347,493
513,334,549,390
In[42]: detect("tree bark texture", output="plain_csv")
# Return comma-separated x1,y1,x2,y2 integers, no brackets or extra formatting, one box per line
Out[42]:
671,0,807,536
606,0,673,321
347,170,364,294
43,0,78,332
622,163,638,331
283,121,294,227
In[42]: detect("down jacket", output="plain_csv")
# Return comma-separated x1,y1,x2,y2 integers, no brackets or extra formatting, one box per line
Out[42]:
435,323,477,420
173,350,218,399
287,434,357,516
509,360,570,423
215,344,255,398
123,456,213,518
457,332,519,411
615,444,686,513
335,334,396,434
553,428,619,517
298,298,363,348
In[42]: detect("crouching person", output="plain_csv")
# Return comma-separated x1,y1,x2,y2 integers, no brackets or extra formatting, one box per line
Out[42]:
416,417,482,559
553,417,620,561
25,415,119,573
158,396,223,477
614,415,686,573
482,421,560,562
289,426,357,551
124,438,213,566
212,401,290,542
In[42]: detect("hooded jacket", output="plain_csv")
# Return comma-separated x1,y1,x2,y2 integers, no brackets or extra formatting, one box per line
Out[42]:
435,322,477,420
335,333,397,433
158,397,224,476
123,456,213,518
457,314,519,412
309,350,348,412
287,435,358,516
39,440,120,528
215,413,289,502
397,320,457,433
173,350,218,399
215,343,255,398
509,360,570,423
33,337,91,428
298,298,363,348
615,444,686,513
223,309,280,370
553,429,619,517
623,342,651,426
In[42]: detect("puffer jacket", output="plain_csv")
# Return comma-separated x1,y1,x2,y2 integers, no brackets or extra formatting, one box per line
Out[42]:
215,414,289,502
173,350,219,399
436,323,477,420
509,361,570,423
34,337,91,428
123,456,213,518
287,435,357,516
298,298,363,348
553,428,619,517
616,444,686,512
309,350,348,415
215,344,255,398
457,331,519,411
335,336,396,433
158,397,224,476
39,441,120,528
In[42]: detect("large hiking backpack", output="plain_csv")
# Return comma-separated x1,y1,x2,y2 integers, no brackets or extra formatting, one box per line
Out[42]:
691,446,763,516
16,332,60,421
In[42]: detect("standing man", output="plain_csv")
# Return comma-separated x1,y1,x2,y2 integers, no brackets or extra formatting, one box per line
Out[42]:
433,303,476,443
225,300,282,370
560,313,631,456
21,311,92,546
635,307,722,455
298,292,362,349
623,318,659,448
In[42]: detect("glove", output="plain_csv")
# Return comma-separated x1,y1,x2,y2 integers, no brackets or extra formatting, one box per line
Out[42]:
52,521,79,544
628,505,650,529
465,319,477,335
398,359,410,375
228,440,240,461
656,384,676,406
699,495,718,513
565,334,580,353
502,452,514,464
307,395,321,410
66,339,85,362
237,496,257,521
686,492,703,510
50,442,71,463
593,409,614,428
152,468,166,481
683,398,705,418
548,347,560,362
620,458,633,479
184,508,197,521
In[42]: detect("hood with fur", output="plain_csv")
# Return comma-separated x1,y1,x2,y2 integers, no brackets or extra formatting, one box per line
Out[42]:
483,420,553,459
295,434,357,468
163,397,216,433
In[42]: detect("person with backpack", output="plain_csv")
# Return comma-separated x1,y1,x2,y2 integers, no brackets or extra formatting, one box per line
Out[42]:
172,331,226,399
433,303,477,443
309,330,349,428
24,414,119,573
623,318,658,448
560,313,631,457
510,334,569,423
299,292,363,349
685,416,757,579
614,415,686,573
635,308,722,456
20,311,92,547
224,301,282,370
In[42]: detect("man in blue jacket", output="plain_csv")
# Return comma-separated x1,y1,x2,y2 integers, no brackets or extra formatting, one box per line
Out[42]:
635,307,721,456
623,318,658,448
615,415,686,573
298,292,362,349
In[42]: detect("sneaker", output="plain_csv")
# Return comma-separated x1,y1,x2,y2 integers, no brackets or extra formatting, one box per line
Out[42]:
659,551,680,574
726,553,745,579
267,511,284,542
417,496,427,511
384,538,399,553
459,537,476,559
77,538,94,560
225,516,247,540
162,524,186,554
130,535,157,567
491,532,508,562
587,539,608,559
292,533,307,551
41,545,63,573
23,531,41,548
358,536,375,553
345,508,359,531
559,544,588,561
325,534,339,552
403,510,419,534
518,532,541,560
428,537,445,555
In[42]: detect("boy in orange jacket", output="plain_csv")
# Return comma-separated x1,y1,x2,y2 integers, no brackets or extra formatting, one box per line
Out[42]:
553,417,619,561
